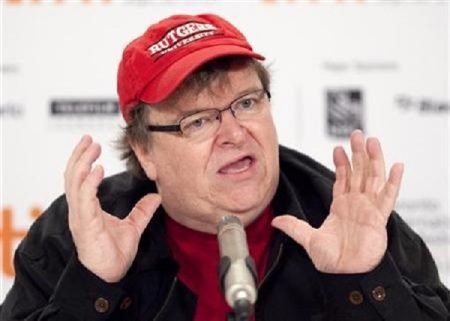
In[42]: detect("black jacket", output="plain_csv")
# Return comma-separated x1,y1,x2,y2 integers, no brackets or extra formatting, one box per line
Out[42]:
1,145,449,321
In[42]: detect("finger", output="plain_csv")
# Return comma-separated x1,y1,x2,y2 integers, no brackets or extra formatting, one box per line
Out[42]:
272,215,314,252
67,142,102,196
333,146,351,197
365,137,387,196
73,164,105,226
349,130,368,193
125,194,162,235
378,163,404,217
65,135,93,184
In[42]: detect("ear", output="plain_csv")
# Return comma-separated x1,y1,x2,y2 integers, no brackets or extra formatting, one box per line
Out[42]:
131,142,158,181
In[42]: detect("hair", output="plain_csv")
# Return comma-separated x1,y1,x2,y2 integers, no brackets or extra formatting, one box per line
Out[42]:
116,56,271,179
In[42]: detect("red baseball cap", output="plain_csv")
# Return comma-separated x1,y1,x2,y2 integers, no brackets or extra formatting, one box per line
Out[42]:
117,13,264,123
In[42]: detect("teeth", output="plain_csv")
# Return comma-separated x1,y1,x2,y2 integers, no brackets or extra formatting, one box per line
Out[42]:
219,157,252,174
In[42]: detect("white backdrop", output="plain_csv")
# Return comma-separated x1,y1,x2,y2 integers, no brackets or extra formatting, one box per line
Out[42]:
1,0,449,301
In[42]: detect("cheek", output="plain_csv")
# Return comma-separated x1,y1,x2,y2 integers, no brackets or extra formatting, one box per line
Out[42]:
254,119,279,179
155,144,209,188
249,117,278,155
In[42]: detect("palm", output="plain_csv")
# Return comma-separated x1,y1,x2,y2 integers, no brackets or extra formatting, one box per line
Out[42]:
306,194,387,273
65,136,161,283
74,208,144,281
273,130,404,274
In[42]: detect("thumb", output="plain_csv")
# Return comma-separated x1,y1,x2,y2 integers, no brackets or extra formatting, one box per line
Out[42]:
272,215,314,252
126,193,162,235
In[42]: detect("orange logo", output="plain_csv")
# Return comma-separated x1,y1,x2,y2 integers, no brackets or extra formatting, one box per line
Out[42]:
0,207,42,277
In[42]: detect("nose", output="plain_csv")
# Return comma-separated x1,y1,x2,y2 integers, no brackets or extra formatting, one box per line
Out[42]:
215,108,246,147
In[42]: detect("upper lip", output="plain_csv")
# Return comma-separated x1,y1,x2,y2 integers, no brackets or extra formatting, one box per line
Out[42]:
217,153,255,173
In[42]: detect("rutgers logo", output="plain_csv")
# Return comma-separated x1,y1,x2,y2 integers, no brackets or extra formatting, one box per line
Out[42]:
148,22,219,58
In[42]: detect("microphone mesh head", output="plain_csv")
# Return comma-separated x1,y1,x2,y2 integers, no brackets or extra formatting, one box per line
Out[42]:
217,215,243,233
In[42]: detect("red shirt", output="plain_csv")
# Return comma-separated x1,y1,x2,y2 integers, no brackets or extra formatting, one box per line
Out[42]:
166,207,274,321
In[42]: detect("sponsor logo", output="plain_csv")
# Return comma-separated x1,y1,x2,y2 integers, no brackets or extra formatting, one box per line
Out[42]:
0,207,42,277
0,64,19,74
326,89,364,138
50,99,119,116
0,103,25,118
397,199,448,244
395,95,449,114
323,60,400,73
149,22,219,59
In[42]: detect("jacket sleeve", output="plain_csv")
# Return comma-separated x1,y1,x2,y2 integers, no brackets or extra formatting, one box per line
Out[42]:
319,212,450,320
0,197,126,321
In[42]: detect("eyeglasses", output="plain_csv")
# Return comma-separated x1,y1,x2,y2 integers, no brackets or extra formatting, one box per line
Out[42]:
146,88,271,140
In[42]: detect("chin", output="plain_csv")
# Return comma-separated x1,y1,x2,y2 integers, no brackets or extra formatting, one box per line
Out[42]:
225,190,259,208
213,179,277,223
238,212,264,228
220,194,268,220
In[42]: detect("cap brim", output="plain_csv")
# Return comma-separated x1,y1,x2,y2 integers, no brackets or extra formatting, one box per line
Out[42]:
139,45,264,104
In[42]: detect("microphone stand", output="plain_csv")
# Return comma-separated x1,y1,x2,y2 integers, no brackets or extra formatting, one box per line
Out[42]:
226,300,252,321
220,256,256,321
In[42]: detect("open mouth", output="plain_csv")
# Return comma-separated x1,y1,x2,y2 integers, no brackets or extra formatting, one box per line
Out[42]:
218,156,254,175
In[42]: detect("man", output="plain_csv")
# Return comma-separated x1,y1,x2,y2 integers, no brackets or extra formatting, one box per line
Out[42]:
1,13,449,321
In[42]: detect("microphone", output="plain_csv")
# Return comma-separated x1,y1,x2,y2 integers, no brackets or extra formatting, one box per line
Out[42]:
217,215,257,321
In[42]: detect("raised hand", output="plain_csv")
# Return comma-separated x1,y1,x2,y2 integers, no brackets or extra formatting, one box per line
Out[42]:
272,130,404,274
64,135,161,282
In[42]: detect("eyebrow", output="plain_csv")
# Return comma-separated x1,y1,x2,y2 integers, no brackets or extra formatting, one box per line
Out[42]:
174,86,263,120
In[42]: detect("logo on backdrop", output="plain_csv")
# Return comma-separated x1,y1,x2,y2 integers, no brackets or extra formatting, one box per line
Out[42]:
0,104,24,118
1,63,24,118
49,99,120,130
1,64,19,74
395,95,449,114
50,99,119,116
326,89,364,138
0,206,43,278
323,60,400,73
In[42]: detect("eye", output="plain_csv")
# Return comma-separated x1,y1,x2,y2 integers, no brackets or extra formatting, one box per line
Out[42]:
181,110,217,134
237,97,255,110
191,118,206,128
234,91,265,112
185,117,207,130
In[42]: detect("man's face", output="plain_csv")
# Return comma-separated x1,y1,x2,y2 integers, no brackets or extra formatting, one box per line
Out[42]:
137,65,279,233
